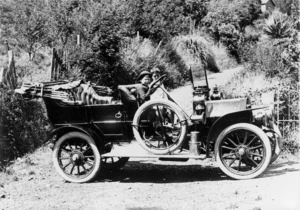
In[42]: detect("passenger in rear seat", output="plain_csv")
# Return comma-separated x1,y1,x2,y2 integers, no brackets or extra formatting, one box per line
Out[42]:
75,84,112,105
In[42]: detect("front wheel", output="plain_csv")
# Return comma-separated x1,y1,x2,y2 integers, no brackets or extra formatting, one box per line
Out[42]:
133,100,187,155
215,123,271,180
52,131,101,183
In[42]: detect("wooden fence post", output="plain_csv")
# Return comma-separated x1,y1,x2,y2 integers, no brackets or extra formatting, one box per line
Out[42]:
50,48,61,81
0,67,5,84
7,50,17,89
50,48,65,81
50,48,55,81
77,34,81,46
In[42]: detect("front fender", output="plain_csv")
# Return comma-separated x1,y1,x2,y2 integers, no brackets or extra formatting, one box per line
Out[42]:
206,109,253,156
263,123,283,162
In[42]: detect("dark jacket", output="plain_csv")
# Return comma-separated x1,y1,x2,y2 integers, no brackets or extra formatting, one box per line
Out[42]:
135,84,151,104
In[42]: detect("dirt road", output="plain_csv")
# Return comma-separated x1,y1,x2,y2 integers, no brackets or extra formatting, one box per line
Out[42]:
0,147,299,210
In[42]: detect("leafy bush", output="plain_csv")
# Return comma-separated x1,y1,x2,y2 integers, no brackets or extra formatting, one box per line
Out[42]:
203,0,261,61
66,2,132,93
282,129,300,154
0,89,51,168
245,40,286,78
122,0,208,43
273,0,300,20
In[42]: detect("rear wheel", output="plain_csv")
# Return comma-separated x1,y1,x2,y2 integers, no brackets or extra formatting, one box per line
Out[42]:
52,131,101,183
215,123,271,180
133,100,187,155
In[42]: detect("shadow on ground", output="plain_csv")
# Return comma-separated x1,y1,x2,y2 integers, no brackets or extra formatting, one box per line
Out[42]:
96,160,228,183
94,160,300,184
262,161,300,178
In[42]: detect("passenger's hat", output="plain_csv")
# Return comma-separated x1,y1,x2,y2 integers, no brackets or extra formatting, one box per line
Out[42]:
137,70,151,81
150,67,161,74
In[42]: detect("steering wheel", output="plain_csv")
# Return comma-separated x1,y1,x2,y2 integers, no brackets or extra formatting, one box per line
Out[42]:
149,74,167,90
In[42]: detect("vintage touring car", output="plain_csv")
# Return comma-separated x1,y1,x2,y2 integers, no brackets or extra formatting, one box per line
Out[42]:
15,69,282,183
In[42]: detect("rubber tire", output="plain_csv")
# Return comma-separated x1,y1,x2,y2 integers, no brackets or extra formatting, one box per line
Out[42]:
52,131,101,183
102,157,129,170
133,99,188,155
215,123,271,180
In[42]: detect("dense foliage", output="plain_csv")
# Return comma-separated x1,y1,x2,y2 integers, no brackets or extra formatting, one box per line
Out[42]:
0,89,51,168
202,0,261,61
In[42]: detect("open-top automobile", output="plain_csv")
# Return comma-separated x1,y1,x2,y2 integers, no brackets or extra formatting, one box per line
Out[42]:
15,68,282,183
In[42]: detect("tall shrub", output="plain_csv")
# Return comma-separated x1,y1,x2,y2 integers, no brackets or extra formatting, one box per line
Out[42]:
203,0,261,61
0,89,50,167
73,3,132,92
171,35,220,74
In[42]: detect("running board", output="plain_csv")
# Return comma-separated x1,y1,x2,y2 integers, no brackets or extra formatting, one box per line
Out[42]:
102,141,206,160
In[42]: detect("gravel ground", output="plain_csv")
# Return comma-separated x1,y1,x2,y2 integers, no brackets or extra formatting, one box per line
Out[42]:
0,147,299,210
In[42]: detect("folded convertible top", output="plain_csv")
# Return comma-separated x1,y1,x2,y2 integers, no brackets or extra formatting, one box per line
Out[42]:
15,80,113,105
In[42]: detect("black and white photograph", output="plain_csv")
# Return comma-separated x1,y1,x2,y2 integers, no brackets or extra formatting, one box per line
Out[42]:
0,0,299,209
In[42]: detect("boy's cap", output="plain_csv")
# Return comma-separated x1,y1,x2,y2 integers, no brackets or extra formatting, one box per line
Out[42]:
137,70,152,81
150,67,161,73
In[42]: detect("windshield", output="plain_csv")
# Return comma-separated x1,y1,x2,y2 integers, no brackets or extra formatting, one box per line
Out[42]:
189,64,209,89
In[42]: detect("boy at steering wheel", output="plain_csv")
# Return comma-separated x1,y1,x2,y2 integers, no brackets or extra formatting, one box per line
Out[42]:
150,67,168,100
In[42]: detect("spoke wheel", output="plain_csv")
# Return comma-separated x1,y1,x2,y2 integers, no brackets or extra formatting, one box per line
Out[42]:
102,157,129,169
133,100,187,155
52,131,101,183
215,123,271,180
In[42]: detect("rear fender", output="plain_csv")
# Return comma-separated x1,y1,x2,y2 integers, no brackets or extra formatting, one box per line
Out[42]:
46,124,106,152
206,109,253,156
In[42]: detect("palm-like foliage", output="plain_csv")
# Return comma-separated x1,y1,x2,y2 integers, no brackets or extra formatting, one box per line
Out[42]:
0,51,17,90
173,36,220,73
264,10,293,39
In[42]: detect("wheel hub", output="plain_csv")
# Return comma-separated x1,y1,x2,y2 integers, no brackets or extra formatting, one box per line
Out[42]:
235,146,249,158
238,148,246,156
70,151,83,165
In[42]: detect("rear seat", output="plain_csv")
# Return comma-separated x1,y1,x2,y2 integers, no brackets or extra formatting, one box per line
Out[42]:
74,84,113,105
